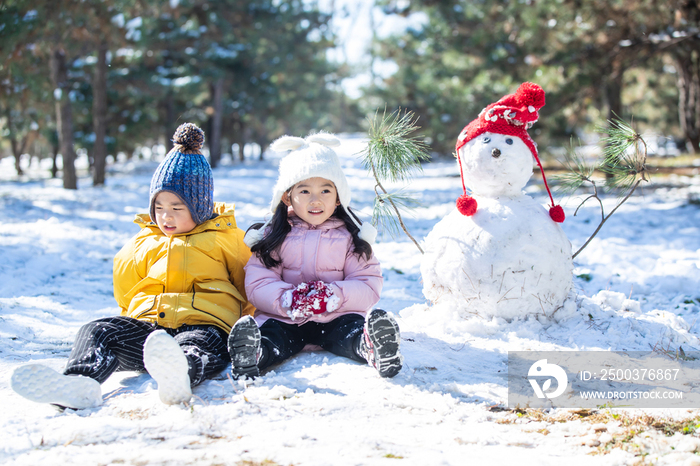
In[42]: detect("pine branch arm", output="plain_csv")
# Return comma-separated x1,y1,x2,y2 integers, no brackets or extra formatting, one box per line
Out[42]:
371,163,424,254
572,178,643,259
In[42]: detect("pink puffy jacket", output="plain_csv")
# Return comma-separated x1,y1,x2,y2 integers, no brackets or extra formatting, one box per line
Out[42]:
244,213,383,325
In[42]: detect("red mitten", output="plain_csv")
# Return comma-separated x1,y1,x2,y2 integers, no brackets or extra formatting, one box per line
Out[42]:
291,282,312,309
288,281,337,321
307,281,333,314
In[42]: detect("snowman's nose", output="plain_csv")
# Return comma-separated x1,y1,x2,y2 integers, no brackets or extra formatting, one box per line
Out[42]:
491,148,501,158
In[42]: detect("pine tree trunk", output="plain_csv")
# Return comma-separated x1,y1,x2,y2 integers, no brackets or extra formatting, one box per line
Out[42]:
603,66,624,178
166,92,175,147
256,137,267,161
14,155,23,175
51,140,60,178
605,67,624,122
675,47,700,154
233,115,245,162
5,107,24,176
209,77,224,167
92,39,108,186
50,47,78,189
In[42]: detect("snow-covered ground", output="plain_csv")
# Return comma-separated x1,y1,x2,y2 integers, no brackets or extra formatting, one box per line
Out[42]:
1,135,700,465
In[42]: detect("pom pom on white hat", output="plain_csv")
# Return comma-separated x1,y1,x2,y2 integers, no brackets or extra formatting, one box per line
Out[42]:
243,227,265,248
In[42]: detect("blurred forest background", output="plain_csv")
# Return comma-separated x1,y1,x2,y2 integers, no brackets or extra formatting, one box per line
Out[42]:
1,0,698,189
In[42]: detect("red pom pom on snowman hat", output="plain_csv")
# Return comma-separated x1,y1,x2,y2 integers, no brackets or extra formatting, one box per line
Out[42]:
454,82,564,223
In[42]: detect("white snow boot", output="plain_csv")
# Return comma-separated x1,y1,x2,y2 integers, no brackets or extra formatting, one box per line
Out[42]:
10,364,102,410
227,315,262,380
360,309,403,378
143,330,192,405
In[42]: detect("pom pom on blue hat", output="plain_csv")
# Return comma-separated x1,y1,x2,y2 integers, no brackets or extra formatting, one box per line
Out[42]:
149,123,214,225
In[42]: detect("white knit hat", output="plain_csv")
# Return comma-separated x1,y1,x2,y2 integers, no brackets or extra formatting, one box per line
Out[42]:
245,132,377,247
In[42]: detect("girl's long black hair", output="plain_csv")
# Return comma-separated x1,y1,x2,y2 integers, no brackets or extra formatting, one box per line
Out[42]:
248,201,373,269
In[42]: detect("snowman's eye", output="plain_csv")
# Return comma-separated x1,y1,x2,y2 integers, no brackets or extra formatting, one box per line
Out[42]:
506,138,513,145
483,137,491,143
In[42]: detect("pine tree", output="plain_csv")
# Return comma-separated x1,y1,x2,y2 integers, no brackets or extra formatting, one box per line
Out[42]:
359,109,430,253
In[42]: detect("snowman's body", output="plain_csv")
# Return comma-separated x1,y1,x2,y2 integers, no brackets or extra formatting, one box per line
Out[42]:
421,132,573,320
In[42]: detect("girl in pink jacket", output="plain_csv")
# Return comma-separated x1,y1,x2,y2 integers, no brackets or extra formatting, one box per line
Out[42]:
229,133,403,379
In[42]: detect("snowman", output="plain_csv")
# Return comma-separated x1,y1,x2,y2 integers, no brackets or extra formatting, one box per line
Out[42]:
420,82,573,320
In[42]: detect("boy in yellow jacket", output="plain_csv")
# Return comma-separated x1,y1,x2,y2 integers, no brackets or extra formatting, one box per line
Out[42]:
11,123,253,409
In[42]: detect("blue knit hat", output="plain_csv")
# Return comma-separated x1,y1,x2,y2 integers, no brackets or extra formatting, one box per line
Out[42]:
149,123,214,225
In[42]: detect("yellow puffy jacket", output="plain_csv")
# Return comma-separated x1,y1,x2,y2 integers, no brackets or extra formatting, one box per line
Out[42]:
113,202,254,334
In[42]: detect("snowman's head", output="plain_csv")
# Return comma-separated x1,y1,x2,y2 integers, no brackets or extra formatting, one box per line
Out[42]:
453,82,565,222
458,131,533,198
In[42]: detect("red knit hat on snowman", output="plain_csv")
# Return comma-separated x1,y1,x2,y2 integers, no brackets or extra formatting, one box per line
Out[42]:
454,82,565,223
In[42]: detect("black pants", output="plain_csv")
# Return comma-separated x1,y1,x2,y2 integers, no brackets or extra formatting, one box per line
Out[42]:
63,316,229,387
258,314,366,370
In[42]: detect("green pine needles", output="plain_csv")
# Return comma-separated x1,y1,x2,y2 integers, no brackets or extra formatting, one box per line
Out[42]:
360,109,431,254
599,118,650,190
556,116,650,259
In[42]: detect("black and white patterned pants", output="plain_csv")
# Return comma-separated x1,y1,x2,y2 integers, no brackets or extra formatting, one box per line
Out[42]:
63,316,229,386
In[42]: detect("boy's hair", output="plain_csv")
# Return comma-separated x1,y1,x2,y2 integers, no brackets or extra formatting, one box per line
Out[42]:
248,201,372,269
149,123,214,225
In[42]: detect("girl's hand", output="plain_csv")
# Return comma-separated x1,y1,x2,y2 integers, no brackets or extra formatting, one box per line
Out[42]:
286,281,339,321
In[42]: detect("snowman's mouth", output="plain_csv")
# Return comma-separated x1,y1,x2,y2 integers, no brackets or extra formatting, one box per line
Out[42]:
491,148,501,158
